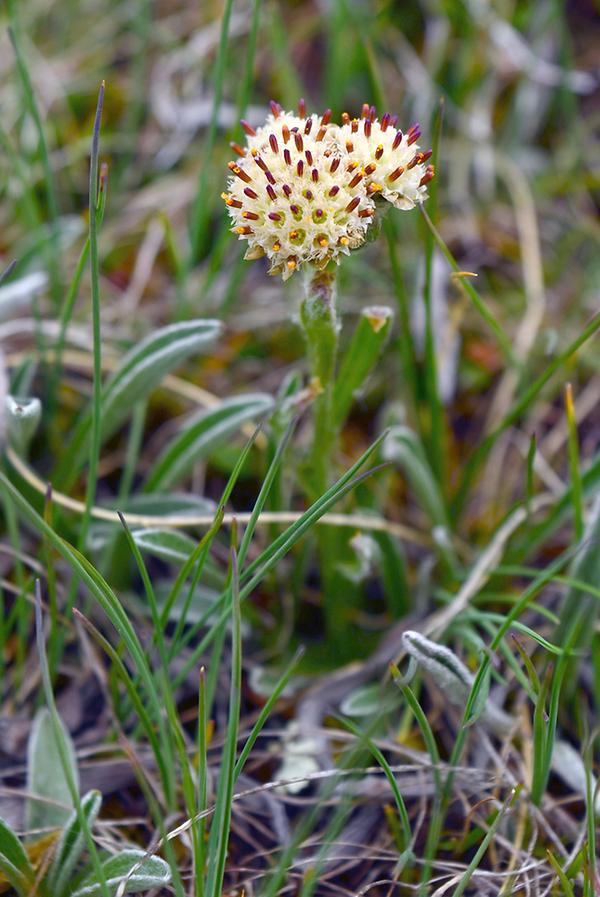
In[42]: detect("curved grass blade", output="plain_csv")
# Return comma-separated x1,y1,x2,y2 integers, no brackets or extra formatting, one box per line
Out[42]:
144,392,273,491
47,789,102,897
54,319,223,486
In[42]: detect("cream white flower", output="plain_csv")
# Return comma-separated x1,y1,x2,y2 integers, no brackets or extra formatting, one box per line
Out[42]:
325,106,434,211
224,101,434,280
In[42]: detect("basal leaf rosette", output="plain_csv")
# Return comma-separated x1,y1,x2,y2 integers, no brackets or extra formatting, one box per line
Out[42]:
223,100,435,280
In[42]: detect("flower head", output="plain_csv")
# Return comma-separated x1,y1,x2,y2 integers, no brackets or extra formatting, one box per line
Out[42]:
224,100,435,280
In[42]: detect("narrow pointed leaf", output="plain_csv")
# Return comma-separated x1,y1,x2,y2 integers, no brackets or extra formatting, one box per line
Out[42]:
145,392,273,490
0,817,34,896
101,319,222,439
26,708,79,832
47,789,102,897
332,305,393,428
132,528,198,564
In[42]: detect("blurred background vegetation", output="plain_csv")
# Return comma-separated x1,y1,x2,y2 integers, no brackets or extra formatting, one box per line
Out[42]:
1,0,599,894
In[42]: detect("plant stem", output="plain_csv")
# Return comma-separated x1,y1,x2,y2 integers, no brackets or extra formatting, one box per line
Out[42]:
299,267,339,500
300,266,350,652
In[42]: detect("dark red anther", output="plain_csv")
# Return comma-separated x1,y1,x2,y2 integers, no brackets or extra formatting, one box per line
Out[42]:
305,150,313,165
240,119,256,136
361,103,370,119
369,105,376,121
392,131,403,150
305,189,313,200
282,183,292,196
314,208,324,218
290,203,300,214
328,185,340,197
380,112,391,132
348,171,363,188
422,149,433,162
269,134,279,154
228,161,252,183
407,123,421,146
364,119,372,138
358,207,374,218
375,145,384,160
282,124,290,143
346,196,361,213
304,118,313,135
242,210,259,220
268,211,282,221
264,168,276,184
406,153,421,170
298,98,307,117
345,140,354,153
294,132,304,152
329,157,341,173
266,184,277,201
254,155,267,171
351,119,358,133
364,162,377,175
419,165,435,186
297,159,304,176
321,109,332,125
270,100,281,118
312,168,318,182
315,127,327,141
284,148,292,166
230,141,245,156
390,114,398,127
244,187,258,199
388,165,405,182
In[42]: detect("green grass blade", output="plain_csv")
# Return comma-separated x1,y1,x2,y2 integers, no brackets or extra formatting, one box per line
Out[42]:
204,542,242,897
34,584,109,897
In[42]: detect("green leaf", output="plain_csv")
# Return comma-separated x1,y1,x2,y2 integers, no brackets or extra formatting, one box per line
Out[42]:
53,319,222,485
339,683,400,717
144,392,274,490
132,527,198,564
554,493,600,653
26,707,79,832
332,305,393,428
71,849,171,897
47,789,102,897
101,319,222,440
0,817,34,896
463,661,491,728
152,580,221,624
117,493,216,518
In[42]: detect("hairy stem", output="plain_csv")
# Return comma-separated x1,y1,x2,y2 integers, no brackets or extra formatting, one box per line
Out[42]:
300,267,339,500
